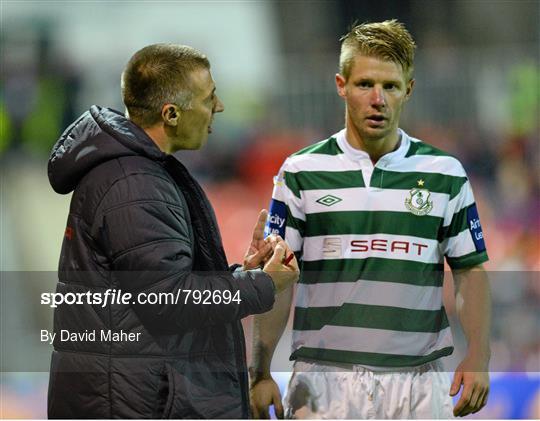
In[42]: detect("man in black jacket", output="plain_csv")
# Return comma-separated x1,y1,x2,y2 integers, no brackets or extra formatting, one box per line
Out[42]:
47,44,298,419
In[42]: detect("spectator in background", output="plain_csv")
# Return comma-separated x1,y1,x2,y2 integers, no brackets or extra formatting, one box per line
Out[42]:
47,43,298,418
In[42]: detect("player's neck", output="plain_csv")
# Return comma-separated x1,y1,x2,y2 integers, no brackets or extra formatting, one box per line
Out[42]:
345,125,400,164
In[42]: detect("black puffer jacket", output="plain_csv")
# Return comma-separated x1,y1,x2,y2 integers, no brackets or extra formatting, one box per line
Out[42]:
47,106,275,418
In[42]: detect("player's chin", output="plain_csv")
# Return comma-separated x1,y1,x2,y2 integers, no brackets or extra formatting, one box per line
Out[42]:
362,127,390,141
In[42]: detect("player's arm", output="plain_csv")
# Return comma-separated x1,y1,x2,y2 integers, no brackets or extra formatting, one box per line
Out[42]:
250,286,294,419
450,264,491,417
250,161,304,419
441,165,491,417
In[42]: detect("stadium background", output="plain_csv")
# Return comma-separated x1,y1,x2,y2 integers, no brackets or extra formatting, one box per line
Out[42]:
0,0,538,418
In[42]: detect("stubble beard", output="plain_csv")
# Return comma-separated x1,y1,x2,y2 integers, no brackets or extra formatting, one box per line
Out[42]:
353,117,392,144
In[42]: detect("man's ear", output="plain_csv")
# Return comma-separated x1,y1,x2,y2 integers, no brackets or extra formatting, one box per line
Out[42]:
161,104,180,126
404,79,415,101
336,73,347,98
335,73,347,98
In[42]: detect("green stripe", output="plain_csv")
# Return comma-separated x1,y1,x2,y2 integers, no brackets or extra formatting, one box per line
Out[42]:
443,204,470,239
284,172,301,198
405,141,455,158
304,211,442,239
291,346,454,367
286,209,305,236
301,258,444,286
293,137,342,156
287,168,466,199
446,251,488,270
370,168,467,199
287,170,365,191
293,304,449,333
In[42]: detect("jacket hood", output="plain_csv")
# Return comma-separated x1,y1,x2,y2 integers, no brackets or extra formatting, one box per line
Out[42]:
48,105,166,194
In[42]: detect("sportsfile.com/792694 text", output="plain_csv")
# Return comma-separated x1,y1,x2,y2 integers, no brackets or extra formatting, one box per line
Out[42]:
40,289,242,308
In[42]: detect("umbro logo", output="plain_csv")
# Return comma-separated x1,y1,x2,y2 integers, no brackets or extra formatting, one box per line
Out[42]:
316,194,342,207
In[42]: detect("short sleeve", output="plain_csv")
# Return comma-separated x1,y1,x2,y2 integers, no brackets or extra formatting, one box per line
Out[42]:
265,158,305,256
441,172,489,270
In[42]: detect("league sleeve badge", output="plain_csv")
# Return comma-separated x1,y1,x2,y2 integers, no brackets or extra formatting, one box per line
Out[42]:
466,204,486,252
265,199,287,238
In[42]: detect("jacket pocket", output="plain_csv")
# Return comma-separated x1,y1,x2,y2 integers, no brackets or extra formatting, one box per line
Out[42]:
154,364,175,419
163,364,176,419
166,358,244,419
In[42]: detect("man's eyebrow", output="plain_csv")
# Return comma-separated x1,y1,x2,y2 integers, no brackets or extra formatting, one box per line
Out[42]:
353,77,374,83
354,77,402,84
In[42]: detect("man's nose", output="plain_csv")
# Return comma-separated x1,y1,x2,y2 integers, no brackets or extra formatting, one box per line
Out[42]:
370,86,386,108
214,96,225,113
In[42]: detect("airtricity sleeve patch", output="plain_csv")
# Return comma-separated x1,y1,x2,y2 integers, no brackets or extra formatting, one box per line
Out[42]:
265,199,287,238
466,204,486,252
443,179,489,269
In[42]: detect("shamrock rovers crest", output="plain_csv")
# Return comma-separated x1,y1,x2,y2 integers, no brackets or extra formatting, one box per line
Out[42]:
405,180,433,216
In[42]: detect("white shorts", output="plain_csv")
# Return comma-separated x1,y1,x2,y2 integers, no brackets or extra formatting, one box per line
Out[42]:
284,359,454,419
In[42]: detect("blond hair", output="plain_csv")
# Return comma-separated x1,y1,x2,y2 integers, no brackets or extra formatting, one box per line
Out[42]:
121,44,210,128
339,19,416,81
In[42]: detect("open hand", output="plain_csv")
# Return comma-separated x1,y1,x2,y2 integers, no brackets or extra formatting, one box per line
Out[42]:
250,377,284,419
450,356,490,416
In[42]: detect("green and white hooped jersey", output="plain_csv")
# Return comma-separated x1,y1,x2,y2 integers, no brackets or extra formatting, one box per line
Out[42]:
265,128,488,368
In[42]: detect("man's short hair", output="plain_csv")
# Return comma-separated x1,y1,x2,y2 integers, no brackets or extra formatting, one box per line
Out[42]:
121,44,210,127
339,19,416,81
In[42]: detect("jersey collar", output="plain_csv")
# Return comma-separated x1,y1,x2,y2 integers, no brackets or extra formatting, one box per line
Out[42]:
336,128,410,165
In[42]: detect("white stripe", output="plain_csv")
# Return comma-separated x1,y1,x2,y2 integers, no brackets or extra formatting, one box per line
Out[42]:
292,325,453,357
285,227,304,253
271,181,290,202
443,181,475,226
443,229,477,258
302,234,442,264
286,153,358,173
388,154,466,177
302,188,449,218
295,280,443,311
272,179,305,221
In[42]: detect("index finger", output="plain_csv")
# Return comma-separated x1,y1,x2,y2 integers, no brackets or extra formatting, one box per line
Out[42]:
472,389,488,414
468,384,484,412
252,209,268,241
453,384,473,416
